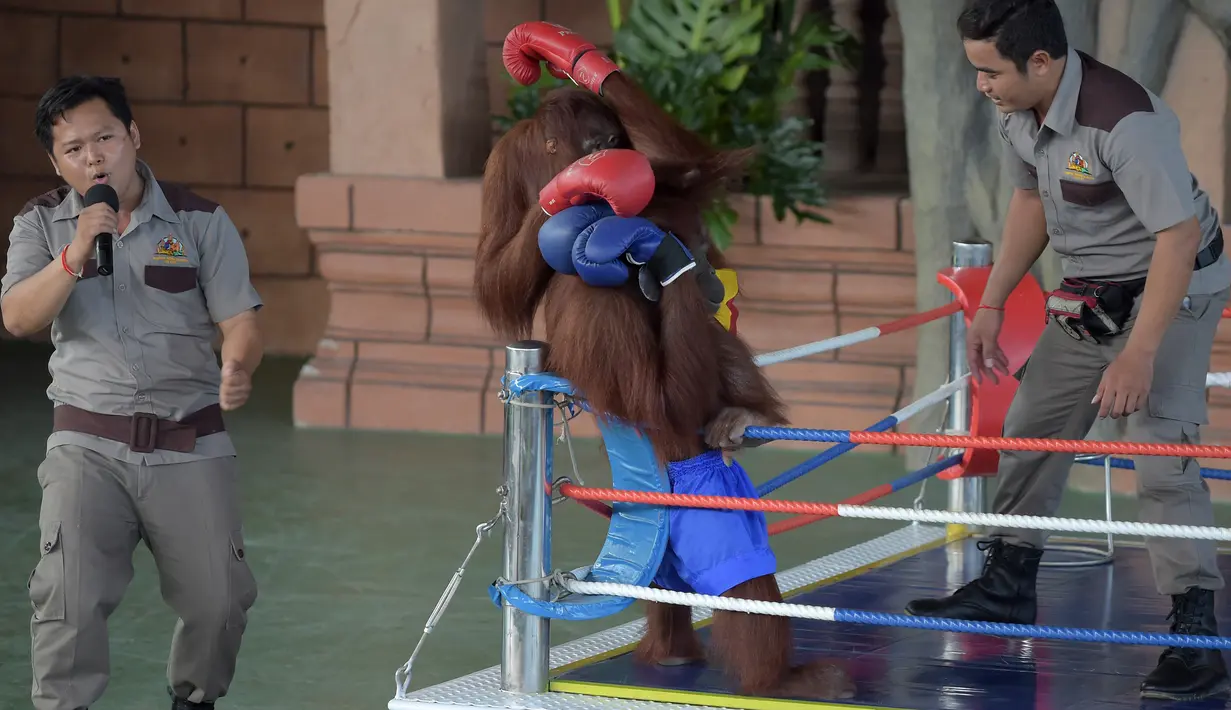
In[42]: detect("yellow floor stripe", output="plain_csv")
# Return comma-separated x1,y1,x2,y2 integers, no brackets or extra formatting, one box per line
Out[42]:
550,679,906,710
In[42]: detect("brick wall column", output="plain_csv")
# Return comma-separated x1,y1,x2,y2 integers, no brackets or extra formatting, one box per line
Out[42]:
292,0,496,431
324,0,490,178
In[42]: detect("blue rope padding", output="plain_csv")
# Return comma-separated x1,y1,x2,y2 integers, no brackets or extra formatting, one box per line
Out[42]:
1076,455,1231,481
746,426,850,443
833,609,1231,649
755,416,897,496
492,371,671,622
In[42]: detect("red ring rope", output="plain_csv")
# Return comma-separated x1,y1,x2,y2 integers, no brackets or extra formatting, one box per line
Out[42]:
841,431,1231,458
559,483,838,516
877,300,963,334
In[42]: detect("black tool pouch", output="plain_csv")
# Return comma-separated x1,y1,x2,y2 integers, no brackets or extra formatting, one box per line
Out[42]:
1044,277,1146,343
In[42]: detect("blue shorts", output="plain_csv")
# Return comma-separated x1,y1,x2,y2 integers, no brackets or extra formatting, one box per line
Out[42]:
652,450,777,596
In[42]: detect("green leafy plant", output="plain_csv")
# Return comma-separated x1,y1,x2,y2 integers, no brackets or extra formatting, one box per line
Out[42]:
492,73,570,134
492,0,857,249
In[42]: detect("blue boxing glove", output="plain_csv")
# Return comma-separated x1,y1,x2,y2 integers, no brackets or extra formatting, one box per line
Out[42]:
537,202,616,274
572,216,696,288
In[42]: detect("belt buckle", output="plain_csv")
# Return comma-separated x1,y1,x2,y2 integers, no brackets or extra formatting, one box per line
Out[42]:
129,412,159,454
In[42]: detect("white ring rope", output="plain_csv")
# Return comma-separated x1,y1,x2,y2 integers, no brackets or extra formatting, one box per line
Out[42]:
1208,372,1231,388
832,504,1231,540
895,374,969,422
754,327,881,367
563,579,837,619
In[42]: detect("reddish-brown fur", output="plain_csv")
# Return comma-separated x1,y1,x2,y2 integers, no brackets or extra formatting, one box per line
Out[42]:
475,72,854,699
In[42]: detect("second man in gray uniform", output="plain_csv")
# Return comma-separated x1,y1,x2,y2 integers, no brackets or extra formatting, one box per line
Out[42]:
904,0,1230,703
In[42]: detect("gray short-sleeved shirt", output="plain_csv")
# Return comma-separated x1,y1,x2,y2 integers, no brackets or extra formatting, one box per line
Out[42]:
0,160,263,465
999,48,1230,295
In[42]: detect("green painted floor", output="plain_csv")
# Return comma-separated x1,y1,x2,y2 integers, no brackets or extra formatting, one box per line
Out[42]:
3,339,1230,709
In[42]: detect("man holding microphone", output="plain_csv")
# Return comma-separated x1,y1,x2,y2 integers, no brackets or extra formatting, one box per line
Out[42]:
1,75,263,710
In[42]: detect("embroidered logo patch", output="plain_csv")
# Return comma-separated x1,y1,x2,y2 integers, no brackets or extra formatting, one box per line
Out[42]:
1064,152,1093,179
153,235,189,264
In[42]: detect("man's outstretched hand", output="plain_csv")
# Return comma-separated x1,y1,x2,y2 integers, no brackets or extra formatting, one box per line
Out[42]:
1093,346,1154,419
220,360,251,411
967,308,1011,384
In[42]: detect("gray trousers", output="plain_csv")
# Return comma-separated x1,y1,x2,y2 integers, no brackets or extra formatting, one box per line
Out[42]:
991,287,1228,595
28,445,259,710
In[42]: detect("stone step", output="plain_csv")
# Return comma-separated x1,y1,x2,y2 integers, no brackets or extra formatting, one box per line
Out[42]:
291,336,911,458
288,170,1231,458
294,173,912,248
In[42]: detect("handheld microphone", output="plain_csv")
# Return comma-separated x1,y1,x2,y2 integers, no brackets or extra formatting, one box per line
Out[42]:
83,184,119,277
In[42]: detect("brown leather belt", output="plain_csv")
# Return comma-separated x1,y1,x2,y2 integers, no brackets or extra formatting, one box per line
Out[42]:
52,404,226,454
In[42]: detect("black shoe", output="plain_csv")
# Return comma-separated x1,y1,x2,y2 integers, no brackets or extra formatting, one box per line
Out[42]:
1139,587,1231,701
171,698,214,709
904,538,1042,624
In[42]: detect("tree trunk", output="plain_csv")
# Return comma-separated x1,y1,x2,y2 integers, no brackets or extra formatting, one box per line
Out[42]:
1186,0,1231,54
892,0,989,465
895,0,1187,465
1103,0,1187,94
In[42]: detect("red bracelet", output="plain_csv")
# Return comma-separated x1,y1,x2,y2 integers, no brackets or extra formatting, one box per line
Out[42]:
60,245,81,278
978,304,1005,312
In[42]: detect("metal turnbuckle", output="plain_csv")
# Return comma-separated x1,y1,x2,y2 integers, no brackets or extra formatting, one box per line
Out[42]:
393,488,508,699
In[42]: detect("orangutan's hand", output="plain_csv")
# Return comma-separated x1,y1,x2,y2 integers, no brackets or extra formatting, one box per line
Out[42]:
704,407,767,465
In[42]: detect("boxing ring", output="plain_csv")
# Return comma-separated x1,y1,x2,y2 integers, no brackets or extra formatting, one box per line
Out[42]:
387,241,1231,710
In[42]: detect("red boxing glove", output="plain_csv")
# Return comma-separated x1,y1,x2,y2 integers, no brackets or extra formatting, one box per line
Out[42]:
503,21,620,95
539,149,655,218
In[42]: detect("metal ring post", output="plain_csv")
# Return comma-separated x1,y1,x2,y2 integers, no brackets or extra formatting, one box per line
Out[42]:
947,241,992,517
500,341,552,693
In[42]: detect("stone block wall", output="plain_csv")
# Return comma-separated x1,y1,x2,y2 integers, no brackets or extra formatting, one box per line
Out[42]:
0,0,330,354
4,0,1231,467
297,0,1231,460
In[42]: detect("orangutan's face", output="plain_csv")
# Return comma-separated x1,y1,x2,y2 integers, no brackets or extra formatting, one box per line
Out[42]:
535,88,632,171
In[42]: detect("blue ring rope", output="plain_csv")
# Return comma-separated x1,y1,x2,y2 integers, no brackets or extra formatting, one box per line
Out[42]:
1075,454,1231,481
833,609,1231,649
890,453,963,491
755,415,898,496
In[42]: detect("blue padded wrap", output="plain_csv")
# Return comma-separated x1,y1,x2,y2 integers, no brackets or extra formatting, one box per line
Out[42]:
653,450,777,597
504,372,577,398
489,373,670,621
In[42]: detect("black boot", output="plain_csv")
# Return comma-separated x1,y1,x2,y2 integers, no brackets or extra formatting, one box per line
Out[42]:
904,538,1042,624
1139,587,1231,701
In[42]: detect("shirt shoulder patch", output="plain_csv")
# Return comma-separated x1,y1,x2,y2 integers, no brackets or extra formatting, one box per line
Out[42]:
157,180,219,216
1073,50,1155,133
18,185,71,219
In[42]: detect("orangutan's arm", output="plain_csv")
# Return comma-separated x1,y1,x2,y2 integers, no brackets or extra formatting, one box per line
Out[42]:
700,326,789,453
602,74,716,162
473,207,555,341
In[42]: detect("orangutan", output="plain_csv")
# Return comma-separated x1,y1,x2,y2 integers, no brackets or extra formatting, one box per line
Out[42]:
473,21,855,700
